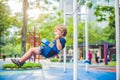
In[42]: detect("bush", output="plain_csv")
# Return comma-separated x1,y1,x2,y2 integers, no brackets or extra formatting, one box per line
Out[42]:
2,62,42,70
50,58,59,62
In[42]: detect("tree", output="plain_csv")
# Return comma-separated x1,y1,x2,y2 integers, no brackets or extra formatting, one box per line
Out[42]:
64,17,103,47
88,22,103,44
78,0,117,44
0,1,20,54
38,11,64,41
94,5,115,28
94,5,118,44
101,26,115,44
21,0,28,54
21,0,59,54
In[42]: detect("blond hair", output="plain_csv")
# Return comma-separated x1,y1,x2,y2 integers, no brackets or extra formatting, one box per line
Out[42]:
54,25,67,37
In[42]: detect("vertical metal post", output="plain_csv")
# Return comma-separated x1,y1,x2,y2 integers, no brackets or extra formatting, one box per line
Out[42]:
73,0,78,80
115,0,120,80
34,26,36,63
34,26,36,47
104,43,108,65
63,0,67,73
85,3,89,72
99,46,102,59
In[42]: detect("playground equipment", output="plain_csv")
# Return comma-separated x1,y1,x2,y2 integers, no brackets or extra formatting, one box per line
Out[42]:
63,0,89,80
27,26,41,62
41,39,55,58
104,43,108,65
63,0,120,80
115,0,120,80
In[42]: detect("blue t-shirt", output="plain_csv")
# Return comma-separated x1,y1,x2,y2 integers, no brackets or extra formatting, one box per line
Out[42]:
52,38,66,53
41,38,66,58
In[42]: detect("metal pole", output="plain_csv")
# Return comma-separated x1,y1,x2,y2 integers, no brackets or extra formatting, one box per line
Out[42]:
73,0,78,80
115,0,120,80
85,3,89,72
34,26,36,63
63,0,67,73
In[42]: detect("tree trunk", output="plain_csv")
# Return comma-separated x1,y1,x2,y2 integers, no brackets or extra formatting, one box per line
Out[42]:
21,0,28,54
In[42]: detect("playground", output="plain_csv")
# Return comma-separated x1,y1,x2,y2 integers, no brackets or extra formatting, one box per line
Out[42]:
0,0,119,80
0,59,116,80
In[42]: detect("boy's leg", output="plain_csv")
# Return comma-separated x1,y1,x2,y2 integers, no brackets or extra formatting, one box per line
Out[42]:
11,47,40,67
19,47,40,63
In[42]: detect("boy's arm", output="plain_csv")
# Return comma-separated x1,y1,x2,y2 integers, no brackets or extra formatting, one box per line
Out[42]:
56,39,62,50
55,32,63,50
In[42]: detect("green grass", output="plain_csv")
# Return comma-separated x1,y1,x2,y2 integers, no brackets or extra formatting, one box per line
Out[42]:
2,62,42,70
100,61,116,67
108,61,116,66
50,58,59,62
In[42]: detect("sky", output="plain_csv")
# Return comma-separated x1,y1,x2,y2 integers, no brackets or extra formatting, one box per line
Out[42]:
7,0,22,14
7,0,59,19
7,0,59,34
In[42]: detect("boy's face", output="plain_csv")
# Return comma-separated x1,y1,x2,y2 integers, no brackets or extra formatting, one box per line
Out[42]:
54,29,62,37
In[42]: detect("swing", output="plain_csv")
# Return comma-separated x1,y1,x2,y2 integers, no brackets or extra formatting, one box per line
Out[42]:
41,39,57,58
83,59,90,64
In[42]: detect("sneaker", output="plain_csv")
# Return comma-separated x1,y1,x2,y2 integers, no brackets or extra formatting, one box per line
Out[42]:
11,59,25,67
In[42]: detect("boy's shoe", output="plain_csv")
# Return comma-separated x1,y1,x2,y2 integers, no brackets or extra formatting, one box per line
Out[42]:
11,59,25,67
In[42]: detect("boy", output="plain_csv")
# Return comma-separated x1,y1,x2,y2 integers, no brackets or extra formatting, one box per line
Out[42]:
11,25,67,67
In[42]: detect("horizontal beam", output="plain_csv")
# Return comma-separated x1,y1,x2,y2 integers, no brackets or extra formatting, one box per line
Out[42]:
65,12,87,15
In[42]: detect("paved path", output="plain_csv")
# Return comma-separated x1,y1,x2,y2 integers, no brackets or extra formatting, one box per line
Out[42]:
0,59,116,80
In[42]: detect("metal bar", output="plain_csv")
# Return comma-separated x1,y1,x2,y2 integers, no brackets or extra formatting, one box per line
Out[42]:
65,12,87,15
115,0,120,80
63,0,67,73
73,0,78,80
85,3,89,72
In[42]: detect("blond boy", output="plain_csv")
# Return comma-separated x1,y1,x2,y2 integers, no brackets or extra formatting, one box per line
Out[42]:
11,25,67,67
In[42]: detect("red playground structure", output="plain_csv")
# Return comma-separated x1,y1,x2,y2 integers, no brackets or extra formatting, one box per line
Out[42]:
27,26,41,62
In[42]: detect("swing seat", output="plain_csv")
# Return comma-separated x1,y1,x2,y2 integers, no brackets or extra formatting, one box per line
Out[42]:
41,39,50,46
41,39,57,58
83,60,90,64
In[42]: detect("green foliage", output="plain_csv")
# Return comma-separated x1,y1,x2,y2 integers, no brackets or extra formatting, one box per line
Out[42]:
1,43,21,57
102,26,115,44
0,1,20,35
12,44,21,55
87,1,93,9
94,5,115,27
40,23,55,41
0,1,10,35
0,0,116,55
78,23,85,43
78,0,93,9
94,4,117,44
0,1,22,54
37,11,64,41
2,63,42,70
88,22,103,44
66,17,104,46
66,18,73,46
1,43,13,56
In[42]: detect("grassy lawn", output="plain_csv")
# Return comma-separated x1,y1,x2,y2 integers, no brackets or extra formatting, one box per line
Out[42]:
107,61,116,66
101,61,116,66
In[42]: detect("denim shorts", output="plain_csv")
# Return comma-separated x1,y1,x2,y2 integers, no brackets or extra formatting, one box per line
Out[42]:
37,46,57,58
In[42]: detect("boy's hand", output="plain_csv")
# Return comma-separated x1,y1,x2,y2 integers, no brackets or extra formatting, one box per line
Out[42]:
54,30,61,40
55,34,60,40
